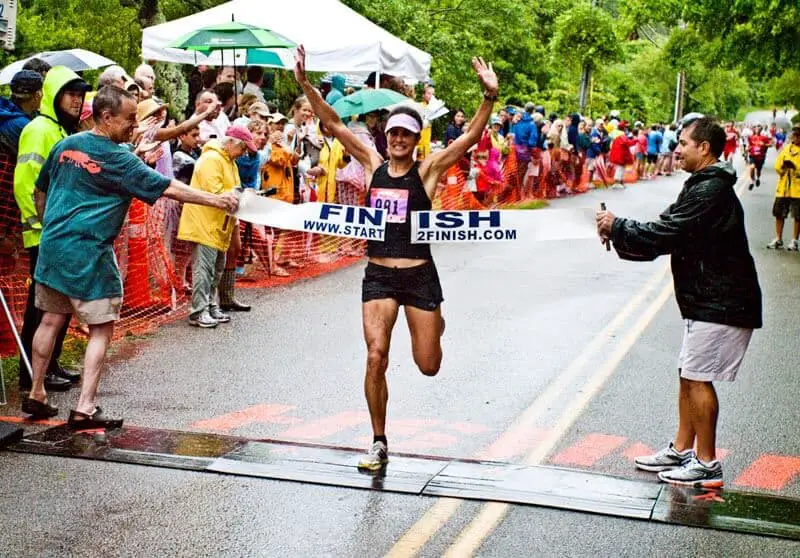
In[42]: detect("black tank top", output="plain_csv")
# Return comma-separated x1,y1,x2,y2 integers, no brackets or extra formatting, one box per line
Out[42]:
366,162,432,260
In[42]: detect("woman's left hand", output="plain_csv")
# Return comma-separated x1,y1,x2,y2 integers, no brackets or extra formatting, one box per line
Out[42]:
472,57,498,96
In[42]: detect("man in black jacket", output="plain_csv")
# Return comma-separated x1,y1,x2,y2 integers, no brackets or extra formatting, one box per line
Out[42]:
596,117,762,488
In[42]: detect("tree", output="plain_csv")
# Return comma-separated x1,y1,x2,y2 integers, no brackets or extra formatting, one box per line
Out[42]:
550,3,623,74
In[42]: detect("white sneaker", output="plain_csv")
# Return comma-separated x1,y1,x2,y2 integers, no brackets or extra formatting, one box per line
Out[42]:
208,305,230,323
788,239,799,251
634,442,695,472
767,238,784,249
657,457,723,488
357,441,388,471
188,310,218,328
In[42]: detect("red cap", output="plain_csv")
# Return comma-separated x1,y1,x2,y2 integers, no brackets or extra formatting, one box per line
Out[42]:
225,125,258,152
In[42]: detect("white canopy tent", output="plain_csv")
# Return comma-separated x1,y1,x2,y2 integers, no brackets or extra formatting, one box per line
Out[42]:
141,0,431,81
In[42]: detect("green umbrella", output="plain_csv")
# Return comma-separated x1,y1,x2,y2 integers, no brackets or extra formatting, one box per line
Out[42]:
168,21,294,52
332,88,411,119
168,21,295,112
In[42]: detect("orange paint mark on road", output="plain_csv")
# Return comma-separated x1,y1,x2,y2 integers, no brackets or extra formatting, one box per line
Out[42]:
715,448,729,461
0,416,65,427
623,442,654,461
190,404,299,432
475,426,549,461
280,410,369,440
551,434,627,467
734,454,800,490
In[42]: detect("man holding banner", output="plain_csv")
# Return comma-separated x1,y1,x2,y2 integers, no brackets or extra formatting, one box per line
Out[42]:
596,116,762,488
293,45,499,470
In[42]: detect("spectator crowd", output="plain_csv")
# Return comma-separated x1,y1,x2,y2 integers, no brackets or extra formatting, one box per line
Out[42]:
0,58,796,402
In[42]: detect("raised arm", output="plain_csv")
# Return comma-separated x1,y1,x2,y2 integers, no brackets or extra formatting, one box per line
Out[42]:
421,57,498,191
293,45,382,175
154,105,215,142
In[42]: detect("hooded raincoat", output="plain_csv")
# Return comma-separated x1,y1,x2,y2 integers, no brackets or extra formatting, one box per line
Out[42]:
13,66,85,249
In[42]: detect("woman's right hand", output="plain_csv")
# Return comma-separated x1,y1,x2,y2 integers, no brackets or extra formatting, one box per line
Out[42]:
293,45,308,85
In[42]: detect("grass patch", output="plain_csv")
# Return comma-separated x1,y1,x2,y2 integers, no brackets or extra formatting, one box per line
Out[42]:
506,199,549,210
1,334,87,388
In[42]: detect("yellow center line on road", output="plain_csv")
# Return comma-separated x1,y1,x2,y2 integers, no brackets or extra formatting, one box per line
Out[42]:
443,278,676,557
386,261,670,558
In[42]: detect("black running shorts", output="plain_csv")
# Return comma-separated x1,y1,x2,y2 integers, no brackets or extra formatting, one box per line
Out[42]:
362,260,444,311
750,156,766,171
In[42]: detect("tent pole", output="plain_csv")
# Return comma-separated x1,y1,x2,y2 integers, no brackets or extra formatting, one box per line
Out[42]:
233,48,239,116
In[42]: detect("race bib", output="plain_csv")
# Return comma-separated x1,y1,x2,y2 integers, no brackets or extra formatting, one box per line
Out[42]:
370,188,409,223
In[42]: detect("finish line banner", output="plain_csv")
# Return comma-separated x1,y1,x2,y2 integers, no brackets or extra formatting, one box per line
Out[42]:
410,209,598,243
235,189,387,241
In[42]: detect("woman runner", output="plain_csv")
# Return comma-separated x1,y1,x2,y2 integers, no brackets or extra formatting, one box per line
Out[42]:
293,45,498,470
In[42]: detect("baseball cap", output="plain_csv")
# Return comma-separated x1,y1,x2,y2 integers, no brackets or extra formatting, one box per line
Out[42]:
62,78,91,93
269,112,288,123
9,70,43,94
226,125,258,152
490,115,501,126
123,77,140,93
248,102,270,117
80,100,93,122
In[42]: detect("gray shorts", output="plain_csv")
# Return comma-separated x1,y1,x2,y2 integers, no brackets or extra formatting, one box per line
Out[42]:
678,319,753,382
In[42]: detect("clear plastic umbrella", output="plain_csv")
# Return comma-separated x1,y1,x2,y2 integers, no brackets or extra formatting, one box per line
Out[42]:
0,48,116,84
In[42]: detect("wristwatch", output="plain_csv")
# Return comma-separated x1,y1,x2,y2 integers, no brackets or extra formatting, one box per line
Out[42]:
483,91,498,102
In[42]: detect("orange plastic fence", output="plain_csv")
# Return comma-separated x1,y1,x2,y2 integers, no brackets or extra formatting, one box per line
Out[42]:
0,147,627,357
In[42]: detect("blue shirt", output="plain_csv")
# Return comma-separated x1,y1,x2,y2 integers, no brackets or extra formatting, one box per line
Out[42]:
647,130,663,155
511,113,539,148
35,132,171,300
661,129,676,154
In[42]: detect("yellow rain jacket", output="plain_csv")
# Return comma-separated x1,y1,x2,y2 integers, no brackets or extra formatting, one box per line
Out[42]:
774,143,800,198
317,135,346,203
177,140,239,251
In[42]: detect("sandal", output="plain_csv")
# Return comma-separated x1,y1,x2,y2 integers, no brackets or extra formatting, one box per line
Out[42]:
67,407,123,431
272,266,290,277
22,397,58,419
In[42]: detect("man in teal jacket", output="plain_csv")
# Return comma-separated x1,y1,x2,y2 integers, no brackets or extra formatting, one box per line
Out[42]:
13,66,89,391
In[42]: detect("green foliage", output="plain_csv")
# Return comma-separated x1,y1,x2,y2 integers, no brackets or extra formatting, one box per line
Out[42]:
0,0,785,127
550,3,622,72
764,70,800,112
625,0,800,79
4,0,142,71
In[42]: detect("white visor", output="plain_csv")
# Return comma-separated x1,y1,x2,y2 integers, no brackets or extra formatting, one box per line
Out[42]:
385,113,421,135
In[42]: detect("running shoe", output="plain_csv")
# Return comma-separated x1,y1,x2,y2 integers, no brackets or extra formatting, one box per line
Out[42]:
209,305,231,323
189,310,218,328
357,441,388,470
634,442,695,472
657,457,723,488
767,238,784,250
756,178,761,187
788,239,799,251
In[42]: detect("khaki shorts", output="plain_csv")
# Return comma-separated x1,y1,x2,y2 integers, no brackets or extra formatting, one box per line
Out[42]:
678,319,753,382
35,283,121,325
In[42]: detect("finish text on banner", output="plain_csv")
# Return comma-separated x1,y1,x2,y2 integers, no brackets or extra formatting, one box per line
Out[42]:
411,208,598,243
235,189,386,241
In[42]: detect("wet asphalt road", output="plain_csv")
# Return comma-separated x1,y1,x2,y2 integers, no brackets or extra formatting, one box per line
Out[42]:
2,152,800,557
